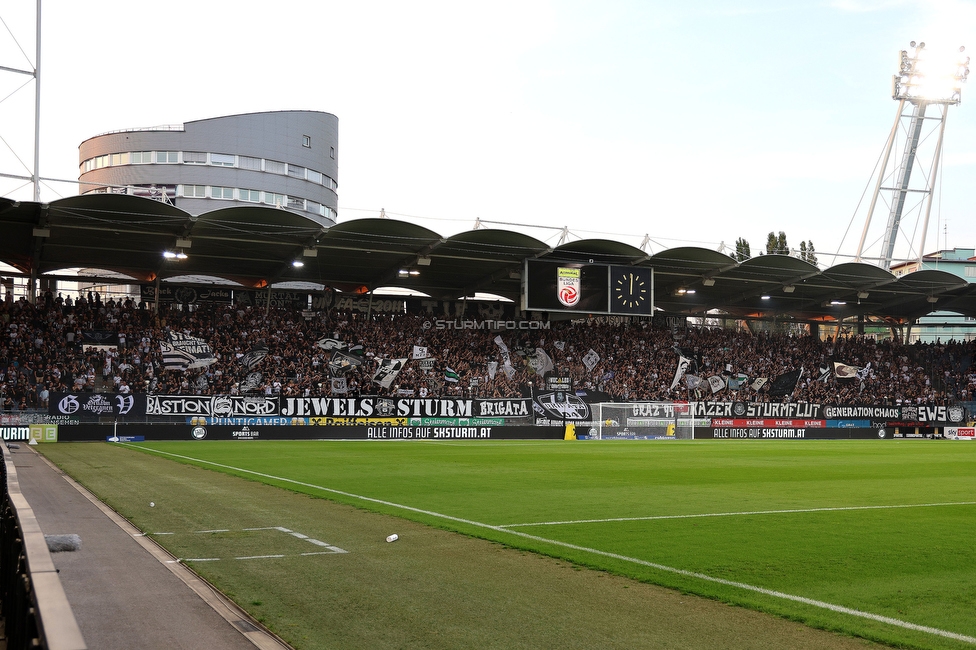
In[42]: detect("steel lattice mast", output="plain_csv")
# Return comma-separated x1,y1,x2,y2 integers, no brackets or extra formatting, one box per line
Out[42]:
855,42,969,270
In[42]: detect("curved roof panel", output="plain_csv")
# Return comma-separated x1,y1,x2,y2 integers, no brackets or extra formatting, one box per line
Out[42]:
1,195,973,321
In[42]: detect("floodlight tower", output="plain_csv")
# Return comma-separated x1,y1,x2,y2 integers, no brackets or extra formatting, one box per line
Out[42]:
855,42,970,270
0,0,42,201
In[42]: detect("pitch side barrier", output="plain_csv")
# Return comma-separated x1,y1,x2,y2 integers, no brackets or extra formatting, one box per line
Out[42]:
53,424,561,442
36,393,970,442
540,401,970,441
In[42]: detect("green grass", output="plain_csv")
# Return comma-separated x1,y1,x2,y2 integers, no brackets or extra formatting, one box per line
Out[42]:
40,439,976,649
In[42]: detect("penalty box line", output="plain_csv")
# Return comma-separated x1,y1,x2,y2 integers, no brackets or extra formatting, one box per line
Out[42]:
138,524,349,560
127,444,976,647
498,501,976,528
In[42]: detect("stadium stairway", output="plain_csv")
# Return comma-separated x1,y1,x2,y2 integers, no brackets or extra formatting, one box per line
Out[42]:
10,444,292,650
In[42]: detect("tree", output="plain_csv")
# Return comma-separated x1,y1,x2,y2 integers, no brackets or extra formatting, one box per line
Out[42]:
805,240,817,266
734,237,751,262
766,231,789,255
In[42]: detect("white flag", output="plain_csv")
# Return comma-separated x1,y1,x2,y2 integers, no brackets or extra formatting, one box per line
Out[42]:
582,349,601,371
670,355,691,391
707,375,726,394
412,345,428,359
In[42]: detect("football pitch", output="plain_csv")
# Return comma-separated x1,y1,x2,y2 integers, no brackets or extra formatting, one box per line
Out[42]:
40,439,976,649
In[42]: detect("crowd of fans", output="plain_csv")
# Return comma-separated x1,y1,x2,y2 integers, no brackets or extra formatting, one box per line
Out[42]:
2,290,975,414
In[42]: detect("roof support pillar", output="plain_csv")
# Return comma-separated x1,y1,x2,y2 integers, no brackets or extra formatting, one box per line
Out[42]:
28,266,37,305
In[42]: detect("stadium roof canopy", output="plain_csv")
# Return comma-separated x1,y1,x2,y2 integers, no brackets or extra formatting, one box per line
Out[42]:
2,194,974,325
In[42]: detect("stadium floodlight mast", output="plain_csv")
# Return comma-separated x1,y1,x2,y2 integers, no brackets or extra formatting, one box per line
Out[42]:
0,0,42,201
855,41,970,270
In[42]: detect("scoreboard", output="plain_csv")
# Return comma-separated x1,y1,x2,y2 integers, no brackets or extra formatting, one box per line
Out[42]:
522,260,653,316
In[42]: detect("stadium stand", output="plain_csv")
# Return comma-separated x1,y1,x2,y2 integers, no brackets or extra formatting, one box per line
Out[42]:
2,294,974,409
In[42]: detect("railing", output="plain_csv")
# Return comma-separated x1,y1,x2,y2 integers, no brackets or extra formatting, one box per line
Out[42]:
0,444,87,650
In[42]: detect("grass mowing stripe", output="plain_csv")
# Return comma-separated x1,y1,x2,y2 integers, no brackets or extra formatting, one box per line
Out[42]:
499,501,976,527
126,443,976,646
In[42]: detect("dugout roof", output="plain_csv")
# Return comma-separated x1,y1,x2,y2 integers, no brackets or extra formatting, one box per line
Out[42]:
1,194,974,324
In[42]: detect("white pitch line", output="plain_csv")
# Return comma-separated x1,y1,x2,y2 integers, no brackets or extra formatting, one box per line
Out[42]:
236,554,286,560
128,444,976,646
196,529,230,533
499,501,976,528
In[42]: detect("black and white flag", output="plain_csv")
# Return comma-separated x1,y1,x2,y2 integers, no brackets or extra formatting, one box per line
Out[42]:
670,355,692,391
582,349,601,371
241,344,269,370
328,350,362,375
240,372,263,393
160,332,216,371
528,348,554,376
372,358,407,389
769,368,804,397
315,337,347,351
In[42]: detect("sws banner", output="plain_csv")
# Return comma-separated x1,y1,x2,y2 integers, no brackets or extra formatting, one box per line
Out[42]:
49,392,145,419
690,402,967,424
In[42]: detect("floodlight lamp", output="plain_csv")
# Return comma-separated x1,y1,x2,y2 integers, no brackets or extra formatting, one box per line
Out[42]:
761,295,771,300
176,251,188,260
893,42,969,104
163,251,176,259
292,260,305,268
830,300,846,305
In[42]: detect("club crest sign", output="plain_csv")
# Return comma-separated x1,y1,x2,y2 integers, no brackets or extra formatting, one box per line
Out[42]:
556,267,581,308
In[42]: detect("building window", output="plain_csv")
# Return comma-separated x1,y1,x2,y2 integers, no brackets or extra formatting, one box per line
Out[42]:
265,160,286,175
130,151,152,164
302,135,311,148
211,153,236,167
183,151,207,164
330,147,335,159
287,197,305,210
287,164,306,179
157,151,179,164
239,155,262,171
965,266,976,278
240,189,261,202
263,192,285,206
307,169,323,184
212,186,234,199
182,185,206,198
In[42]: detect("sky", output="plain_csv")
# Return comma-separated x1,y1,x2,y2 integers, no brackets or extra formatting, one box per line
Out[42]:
1,0,974,269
